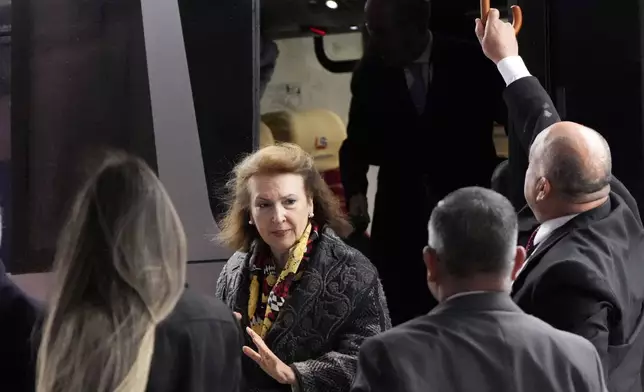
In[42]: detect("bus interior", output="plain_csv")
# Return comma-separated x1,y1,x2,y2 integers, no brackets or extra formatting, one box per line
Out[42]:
0,0,512,298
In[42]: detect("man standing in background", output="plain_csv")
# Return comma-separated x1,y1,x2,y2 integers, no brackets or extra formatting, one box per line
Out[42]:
340,0,505,324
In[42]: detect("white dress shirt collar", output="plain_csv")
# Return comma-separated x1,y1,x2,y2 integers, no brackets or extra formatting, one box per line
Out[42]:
533,213,579,247
514,213,579,281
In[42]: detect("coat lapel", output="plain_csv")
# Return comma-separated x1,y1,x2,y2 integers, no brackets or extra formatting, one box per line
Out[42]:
262,267,318,351
223,248,302,354
511,225,569,295
512,199,613,295
240,241,324,358
390,67,420,118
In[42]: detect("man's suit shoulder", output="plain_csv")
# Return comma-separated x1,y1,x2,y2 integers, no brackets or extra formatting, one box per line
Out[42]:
364,309,602,368
610,178,643,225
159,288,238,334
369,305,597,347
541,240,611,281
363,315,441,348
529,247,618,319
362,312,473,362
351,54,383,92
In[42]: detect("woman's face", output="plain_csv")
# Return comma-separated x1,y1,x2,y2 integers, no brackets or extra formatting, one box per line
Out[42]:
248,173,313,257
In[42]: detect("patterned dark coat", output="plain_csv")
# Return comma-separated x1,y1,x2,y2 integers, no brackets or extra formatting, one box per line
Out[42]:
215,227,391,392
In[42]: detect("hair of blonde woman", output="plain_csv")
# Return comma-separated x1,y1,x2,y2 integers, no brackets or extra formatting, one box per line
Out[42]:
218,142,352,251
36,151,187,392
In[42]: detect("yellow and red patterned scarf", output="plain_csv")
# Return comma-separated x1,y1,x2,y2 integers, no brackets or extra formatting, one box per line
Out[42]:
248,223,319,338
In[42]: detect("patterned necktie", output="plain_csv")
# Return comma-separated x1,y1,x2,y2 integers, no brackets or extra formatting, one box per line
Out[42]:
525,225,541,258
408,62,426,113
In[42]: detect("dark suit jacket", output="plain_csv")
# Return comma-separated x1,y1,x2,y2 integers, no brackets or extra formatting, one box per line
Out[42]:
215,227,391,392
340,34,505,325
0,262,42,392
351,292,607,392
147,288,243,392
24,285,239,392
340,34,504,202
505,76,644,392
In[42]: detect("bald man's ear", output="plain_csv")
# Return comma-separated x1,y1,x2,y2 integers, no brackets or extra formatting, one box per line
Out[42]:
535,177,550,202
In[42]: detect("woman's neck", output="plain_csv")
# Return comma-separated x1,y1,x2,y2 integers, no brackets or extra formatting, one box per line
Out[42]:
271,249,289,270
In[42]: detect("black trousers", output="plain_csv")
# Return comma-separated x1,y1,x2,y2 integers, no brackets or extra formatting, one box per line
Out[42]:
369,175,437,326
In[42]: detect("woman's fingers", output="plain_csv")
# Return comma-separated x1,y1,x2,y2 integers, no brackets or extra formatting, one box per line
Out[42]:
246,327,268,350
242,346,262,363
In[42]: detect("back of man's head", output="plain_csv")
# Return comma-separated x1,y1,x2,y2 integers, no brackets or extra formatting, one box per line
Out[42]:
428,187,518,280
544,123,612,202
491,160,510,198
526,122,612,221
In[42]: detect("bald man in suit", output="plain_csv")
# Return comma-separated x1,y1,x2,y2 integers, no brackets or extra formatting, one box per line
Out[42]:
476,9,644,392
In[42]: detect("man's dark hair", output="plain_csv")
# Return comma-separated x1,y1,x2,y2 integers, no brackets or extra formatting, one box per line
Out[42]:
369,0,429,29
491,160,510,197
428,187,517,278
395,0,430,28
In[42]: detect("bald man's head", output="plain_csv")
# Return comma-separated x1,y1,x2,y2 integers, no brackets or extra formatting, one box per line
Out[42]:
526,122,611,218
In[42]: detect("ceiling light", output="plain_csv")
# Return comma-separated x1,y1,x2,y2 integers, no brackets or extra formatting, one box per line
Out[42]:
350,25,359,30
325,0,338,9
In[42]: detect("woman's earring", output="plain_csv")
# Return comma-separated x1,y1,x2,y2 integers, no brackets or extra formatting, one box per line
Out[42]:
308,212,314,218
248,220,253,225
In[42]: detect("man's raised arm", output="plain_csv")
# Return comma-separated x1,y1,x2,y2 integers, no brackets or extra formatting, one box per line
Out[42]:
475,9,561,154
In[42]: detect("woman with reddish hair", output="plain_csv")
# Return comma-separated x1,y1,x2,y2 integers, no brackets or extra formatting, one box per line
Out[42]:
216,143,390,392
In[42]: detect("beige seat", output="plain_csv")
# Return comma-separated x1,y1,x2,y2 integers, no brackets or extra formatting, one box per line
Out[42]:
262,109,347,213
261,109,346,173
258,121,275,149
